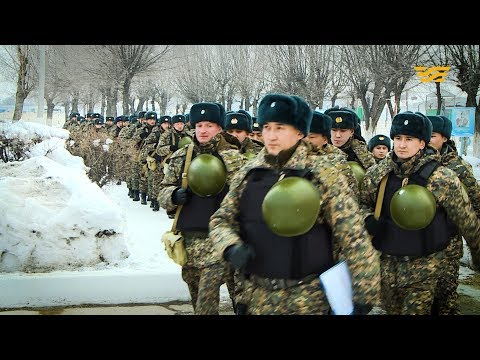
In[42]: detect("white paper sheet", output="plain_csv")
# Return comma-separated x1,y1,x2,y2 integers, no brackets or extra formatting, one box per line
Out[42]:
319,261,354,315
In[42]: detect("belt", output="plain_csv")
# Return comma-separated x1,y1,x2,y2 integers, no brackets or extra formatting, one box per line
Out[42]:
249,273,319,291
182,231,208,239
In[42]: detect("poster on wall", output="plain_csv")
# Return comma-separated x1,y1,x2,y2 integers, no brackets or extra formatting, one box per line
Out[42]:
449,107,475,136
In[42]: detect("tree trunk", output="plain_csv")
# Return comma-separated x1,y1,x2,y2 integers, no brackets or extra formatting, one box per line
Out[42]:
46,98,55,119
330,94,338,108
136,98,146,112
436,82,442,115
71,91,80,113
12,90,26,121
100,89,106,117
122,75,132,115
150,99,156,112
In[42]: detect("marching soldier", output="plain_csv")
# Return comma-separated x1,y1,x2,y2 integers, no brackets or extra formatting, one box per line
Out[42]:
427,115,480,314
368,134,391,163
157,102,245,315
209,93,380,315
360,111,480,315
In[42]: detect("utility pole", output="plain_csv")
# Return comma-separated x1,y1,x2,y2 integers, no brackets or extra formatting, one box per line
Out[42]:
36,45,46,125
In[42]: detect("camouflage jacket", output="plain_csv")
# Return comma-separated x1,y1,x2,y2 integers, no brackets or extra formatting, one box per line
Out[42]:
440,142,480,219
318,143,359,197
360,146,480,259
240,137,263,155
209,139,381,306
139,125,162,160
339,138,376,170
158,133,246,267
155,128,191,159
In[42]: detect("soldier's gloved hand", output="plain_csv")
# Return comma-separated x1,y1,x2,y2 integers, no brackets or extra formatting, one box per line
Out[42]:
365,215,384,238
352,303,372,315
224,244,255,270
140,131,147,139
154,153,162,161
170,144,178,152
171,187,192,205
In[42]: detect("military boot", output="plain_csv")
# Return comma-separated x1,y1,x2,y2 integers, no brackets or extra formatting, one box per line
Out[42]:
150,197,155,208
141,192,147,205
128,188,133,198
132,190,140,201
152,200,160,212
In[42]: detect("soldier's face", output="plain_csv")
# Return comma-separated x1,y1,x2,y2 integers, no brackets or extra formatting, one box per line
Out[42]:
305,133,328,147
429,132,447,151
227,129,248,143
331,128,354,147
393,135,425,160
173,122,185,132
262,122,303,156
195,121,222,143
249,131,263,143
161,122,170,131
372,145,389,159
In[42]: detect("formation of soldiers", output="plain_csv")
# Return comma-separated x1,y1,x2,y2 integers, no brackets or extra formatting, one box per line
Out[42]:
63,96,480,315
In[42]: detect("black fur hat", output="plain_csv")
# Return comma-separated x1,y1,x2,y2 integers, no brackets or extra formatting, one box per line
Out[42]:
158,115,171,124
190,102,226,129
427,115,452,139
390,111,432,143
252,116,261,132
368,134,391,151
257,93,312,136
309,111,332,137
225,112,252,132
324,106,357,129
171,114,186,124
145,111,158,121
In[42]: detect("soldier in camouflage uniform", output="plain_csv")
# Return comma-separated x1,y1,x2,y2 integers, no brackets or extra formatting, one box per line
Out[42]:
130,111,147,201
158,102,246,315
153,115,191,212
368,134,391,164
325,106,376,171
209,94,380,315
427,115,480,315
305,110,359,197
249,116,263,144
225,111,263,158
360,111,480,315
118,114,140,198
136,111,160,205
108,116,125,139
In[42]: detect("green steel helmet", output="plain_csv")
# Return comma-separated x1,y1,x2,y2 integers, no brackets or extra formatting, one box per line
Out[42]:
390,184,437,230
347,161,366,189
178,136,193,148
187,154,226,197
262,177,320,237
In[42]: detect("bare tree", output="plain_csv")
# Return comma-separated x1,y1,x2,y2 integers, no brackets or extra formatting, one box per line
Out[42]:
445,45,480,157
0,45,39,120
328,46,349,108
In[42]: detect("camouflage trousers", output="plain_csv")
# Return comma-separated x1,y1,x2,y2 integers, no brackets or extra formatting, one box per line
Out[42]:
139,163,148,194
182,262,232,315
380,250,446,315
433,236,463,315
149,165,164,200
130,161,143,191
244,276,330,315
180,234,235,314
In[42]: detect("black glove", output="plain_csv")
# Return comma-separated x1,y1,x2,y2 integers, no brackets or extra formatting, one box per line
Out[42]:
235,303,248,316
223,244,255,270
139,131,148,139
352,303,372,315
171,187,192,205
170,144,178,152
153,153,162,161
365,215,384,238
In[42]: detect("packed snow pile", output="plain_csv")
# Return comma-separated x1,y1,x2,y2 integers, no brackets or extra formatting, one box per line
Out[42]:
0,120,129,273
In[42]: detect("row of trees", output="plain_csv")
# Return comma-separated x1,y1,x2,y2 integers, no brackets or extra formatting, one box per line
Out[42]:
0,45,479,154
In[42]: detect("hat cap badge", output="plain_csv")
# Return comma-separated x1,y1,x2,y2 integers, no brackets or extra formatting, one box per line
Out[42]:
201,109,205,114
231,118,238,124
335,117,343,123
270,102,276,107
379,136,384,140
404,120,409,125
